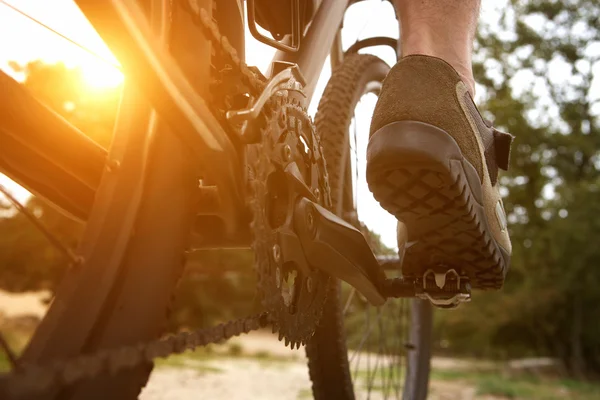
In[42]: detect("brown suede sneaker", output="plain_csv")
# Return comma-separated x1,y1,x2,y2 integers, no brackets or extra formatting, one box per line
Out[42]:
366,55,513,290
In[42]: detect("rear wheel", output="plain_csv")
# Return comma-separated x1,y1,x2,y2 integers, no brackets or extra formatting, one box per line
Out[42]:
307,53,433,400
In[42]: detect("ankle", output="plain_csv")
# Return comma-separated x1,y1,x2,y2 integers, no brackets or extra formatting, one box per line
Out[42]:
402,34,476,96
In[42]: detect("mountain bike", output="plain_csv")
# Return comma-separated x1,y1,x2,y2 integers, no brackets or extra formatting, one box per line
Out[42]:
0,0,473,398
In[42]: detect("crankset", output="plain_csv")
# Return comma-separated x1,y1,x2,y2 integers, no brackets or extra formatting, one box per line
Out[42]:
231,63,471,346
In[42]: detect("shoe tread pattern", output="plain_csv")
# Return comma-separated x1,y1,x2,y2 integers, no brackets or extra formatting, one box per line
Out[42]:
368,160,505,290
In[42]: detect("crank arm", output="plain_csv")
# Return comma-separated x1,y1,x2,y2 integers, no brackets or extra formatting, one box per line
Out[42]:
293,197,387,306
283,177,470,308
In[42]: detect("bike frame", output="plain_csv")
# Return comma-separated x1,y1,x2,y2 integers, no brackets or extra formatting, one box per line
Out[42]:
1,0,469,309
0,0,398,246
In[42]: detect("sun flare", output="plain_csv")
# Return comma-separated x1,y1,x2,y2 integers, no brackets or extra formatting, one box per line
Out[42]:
81,61,124,89
0,0,124,90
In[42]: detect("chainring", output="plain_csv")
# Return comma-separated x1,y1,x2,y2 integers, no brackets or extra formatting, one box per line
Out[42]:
248,97,333,347
202,0,332,345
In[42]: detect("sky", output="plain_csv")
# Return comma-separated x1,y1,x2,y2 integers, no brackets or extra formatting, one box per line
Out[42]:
0,0,599,249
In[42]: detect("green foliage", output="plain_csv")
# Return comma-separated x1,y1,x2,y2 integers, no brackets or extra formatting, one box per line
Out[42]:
475,375,529,399
168,249,260,330
154,346,222,372
0,197,81,292
361,224,396,256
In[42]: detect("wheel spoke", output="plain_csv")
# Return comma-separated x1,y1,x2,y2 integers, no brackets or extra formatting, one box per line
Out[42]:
350,302,374,364
351,304,374,381
345,76,410,399
397,299,407,397
366,307,384,394
343,287,356,316
381,304,394,398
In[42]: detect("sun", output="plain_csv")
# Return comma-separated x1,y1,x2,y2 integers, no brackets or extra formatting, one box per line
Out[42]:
81,61,124,89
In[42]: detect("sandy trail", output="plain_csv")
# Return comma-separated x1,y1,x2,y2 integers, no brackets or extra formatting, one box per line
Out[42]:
141,358,312,400
140,331,493,400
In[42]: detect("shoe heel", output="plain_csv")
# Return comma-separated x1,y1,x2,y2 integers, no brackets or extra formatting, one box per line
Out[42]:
366,121,507,289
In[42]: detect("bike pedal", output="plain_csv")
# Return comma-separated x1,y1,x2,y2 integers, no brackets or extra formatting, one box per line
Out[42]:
415,268,471,309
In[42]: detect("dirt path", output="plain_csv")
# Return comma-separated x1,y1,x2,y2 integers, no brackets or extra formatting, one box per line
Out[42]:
141,360,491,400
140,331,498,400
141,358,312,400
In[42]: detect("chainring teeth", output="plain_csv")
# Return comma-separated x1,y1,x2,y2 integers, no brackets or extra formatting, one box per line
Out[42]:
248,99,332,345
202,0,332,347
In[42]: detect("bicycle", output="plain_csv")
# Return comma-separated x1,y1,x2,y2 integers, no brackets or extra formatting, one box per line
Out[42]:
0,0,473,398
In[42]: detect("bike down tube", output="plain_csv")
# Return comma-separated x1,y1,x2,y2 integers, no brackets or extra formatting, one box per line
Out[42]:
74,0,243,232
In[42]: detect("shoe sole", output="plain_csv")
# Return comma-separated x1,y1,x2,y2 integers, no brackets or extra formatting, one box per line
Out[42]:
366,121,509,290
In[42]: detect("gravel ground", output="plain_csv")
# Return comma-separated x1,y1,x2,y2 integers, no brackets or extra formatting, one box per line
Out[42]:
140,360,491,400
140,331,494,400
141,358,312,400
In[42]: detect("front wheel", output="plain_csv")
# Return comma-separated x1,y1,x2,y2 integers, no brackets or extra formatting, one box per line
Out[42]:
306,53,433,400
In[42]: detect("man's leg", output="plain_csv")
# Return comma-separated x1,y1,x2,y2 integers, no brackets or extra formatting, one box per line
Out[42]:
366,0,513,296
394,0,480,95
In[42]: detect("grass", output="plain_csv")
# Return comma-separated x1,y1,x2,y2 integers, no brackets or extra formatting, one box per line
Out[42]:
154,344,220,372
352,364,405,395
353,364,403,381
431,368,600,399
154,341,298,373
296,388,313,399
253,350,271,359
154,356,223,374
351,363,600,399
227,343,243,356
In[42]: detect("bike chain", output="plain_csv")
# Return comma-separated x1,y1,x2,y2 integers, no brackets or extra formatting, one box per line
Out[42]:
183,2,266,96
0,3,279,398
0,313,271,397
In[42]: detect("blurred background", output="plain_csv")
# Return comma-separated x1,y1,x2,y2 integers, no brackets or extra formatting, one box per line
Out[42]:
0,0,599,399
